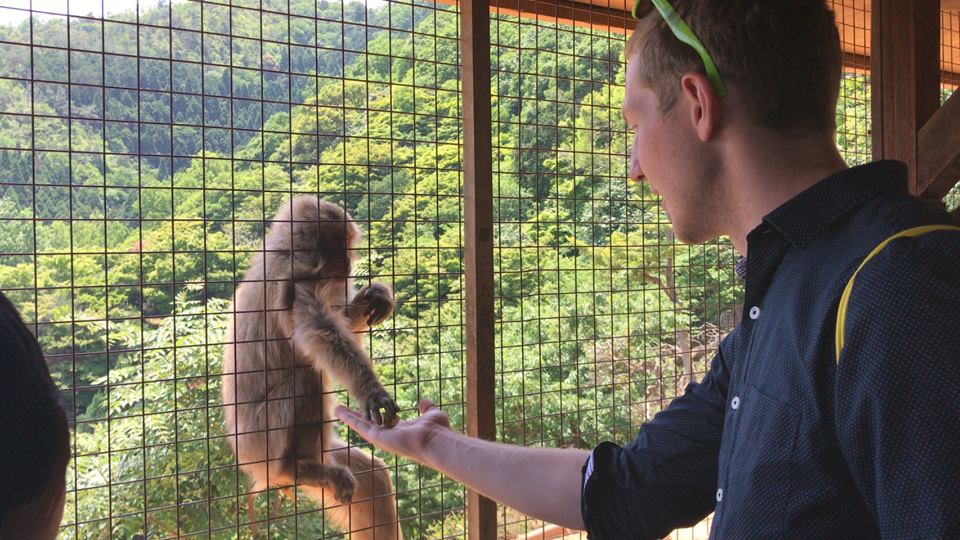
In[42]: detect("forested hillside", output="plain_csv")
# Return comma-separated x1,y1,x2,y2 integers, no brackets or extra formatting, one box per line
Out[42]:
0,0,881,537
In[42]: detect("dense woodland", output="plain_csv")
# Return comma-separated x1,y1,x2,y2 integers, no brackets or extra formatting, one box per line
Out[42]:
0,0,950,538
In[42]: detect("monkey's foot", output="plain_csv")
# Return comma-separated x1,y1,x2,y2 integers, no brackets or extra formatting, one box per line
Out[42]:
297,461,357,504
327,468,358,504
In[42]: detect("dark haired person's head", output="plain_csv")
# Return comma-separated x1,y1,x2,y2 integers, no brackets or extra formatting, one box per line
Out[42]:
0,292,70,539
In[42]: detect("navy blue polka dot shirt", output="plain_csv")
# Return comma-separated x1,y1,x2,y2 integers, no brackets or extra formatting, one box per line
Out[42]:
580,161,960,538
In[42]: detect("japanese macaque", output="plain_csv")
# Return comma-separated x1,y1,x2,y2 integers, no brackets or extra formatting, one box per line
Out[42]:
221,196,402,539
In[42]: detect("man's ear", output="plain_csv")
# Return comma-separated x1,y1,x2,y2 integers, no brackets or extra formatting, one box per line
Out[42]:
680,72,722,142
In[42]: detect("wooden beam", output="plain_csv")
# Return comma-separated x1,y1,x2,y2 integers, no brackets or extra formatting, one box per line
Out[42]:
490,0,633,33
432,0,635,33
918,90,960,198
871,0,942,195
461,0,497,538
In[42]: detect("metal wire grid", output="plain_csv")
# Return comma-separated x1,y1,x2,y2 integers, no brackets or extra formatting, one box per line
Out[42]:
834,0,872,166
0,0,465,537
943,6,959,99
0,0,896,539
487,4,738,538
942,7,960,211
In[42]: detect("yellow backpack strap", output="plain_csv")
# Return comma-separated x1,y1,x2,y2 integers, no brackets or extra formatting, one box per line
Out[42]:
835,224,960,362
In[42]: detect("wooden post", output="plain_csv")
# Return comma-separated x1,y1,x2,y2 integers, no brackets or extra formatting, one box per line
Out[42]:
871,0,941,195
461,0,497,538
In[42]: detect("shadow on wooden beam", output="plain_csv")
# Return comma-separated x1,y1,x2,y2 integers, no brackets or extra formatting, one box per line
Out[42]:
431,0,636,33
919,90,960,199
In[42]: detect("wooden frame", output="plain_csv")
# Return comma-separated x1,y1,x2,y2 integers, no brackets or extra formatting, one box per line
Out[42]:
870,0,948,198
461,0,498,538
918,87,960,199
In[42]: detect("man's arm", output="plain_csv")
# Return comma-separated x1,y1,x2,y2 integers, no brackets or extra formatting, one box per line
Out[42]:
339,330,733,536
336,400,589,529
835,232,960,537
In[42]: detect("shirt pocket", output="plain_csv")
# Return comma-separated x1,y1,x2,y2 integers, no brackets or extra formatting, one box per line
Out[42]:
723,382,802,537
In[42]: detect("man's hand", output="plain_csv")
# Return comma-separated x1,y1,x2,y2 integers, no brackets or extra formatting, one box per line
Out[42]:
335,399,451,465
338,397,588,530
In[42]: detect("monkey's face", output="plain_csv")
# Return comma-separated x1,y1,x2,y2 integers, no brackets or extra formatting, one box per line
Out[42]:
314,223,358,281
306,221,360,309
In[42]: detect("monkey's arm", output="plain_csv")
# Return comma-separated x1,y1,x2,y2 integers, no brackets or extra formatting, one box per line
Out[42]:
290,282,399,426
345,282,394,330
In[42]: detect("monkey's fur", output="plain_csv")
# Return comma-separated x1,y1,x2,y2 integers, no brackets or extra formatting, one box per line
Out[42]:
222,196,402,538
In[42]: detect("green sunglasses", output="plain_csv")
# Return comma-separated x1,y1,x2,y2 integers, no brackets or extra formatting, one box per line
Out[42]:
631,0,727,97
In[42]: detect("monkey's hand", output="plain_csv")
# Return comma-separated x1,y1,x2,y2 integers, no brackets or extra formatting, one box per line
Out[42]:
350,282,394,327
359,383,400,428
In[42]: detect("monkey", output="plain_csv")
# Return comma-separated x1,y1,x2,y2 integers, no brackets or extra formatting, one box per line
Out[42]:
221,196,403,539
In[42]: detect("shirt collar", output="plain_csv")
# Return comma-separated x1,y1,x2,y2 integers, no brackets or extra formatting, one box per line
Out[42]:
759,160,909,249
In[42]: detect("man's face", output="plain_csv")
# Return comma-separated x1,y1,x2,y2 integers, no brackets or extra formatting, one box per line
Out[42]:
623,56,724,244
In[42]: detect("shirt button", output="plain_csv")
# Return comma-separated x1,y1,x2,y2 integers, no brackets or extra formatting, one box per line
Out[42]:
716,488,723,502
731,396,740,410
749,306,761,319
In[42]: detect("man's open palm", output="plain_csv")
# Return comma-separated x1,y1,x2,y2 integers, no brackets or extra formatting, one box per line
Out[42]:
336,399,451,463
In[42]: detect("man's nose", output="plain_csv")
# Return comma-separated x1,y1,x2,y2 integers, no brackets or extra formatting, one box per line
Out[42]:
628,152,645,182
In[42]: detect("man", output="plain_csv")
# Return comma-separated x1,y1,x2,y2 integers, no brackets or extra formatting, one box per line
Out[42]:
337,0,960,536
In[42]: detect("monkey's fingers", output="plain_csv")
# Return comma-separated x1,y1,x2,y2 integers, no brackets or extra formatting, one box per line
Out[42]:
365,393,400,428
368,406,383,426
383,408,400,428
366,304,390,326
380,398,400,428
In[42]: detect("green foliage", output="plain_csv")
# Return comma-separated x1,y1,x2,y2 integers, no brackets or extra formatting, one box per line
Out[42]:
65,288,238,539
835,74,872,166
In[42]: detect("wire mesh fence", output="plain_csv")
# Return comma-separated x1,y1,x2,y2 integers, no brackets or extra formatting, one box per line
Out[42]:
0,0,466,537
487,4,737,539
834,0,871,167
943,5,959,97
942,5,959,210
0,0,954,539
488,1,872,538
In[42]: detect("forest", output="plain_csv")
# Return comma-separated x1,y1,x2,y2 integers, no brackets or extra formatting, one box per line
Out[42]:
0,0,948,538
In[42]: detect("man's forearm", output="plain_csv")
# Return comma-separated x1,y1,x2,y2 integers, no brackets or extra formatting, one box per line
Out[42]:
423,428,589,530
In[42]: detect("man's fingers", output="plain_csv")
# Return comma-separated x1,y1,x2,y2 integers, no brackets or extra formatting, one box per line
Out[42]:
335,405,375,437
417,399,437,415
